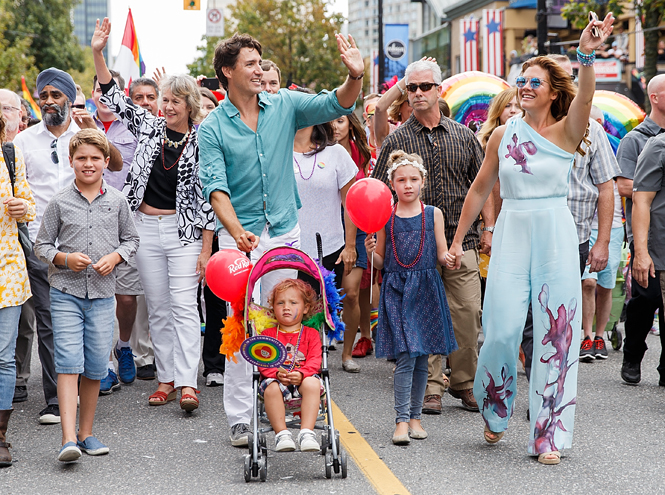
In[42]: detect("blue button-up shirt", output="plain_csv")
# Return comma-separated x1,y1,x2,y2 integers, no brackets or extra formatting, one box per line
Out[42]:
198,89,353,237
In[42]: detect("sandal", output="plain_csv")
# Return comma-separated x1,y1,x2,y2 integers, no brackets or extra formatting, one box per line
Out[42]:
483,425,504,444
180,388,200,412
148,382,176,406
538,451,561,465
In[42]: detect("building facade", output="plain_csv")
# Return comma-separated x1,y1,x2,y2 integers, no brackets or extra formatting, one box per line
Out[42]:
72,0,109,59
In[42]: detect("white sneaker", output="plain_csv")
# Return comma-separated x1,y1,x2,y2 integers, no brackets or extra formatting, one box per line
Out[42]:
274,430,296,452
298,429,320,452
328,338,337,350
206,372,224,387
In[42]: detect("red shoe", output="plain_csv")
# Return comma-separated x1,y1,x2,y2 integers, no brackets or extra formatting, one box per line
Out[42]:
352,337,373,358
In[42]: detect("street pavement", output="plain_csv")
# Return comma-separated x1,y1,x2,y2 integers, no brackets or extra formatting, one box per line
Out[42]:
1,323,664,495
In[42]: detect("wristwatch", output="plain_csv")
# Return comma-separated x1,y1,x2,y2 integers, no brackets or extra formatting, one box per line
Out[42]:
482,226,495,233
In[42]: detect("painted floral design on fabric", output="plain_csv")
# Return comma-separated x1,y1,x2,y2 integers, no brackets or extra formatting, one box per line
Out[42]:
531,283,577,454
481,364,514,421
505,133,538,175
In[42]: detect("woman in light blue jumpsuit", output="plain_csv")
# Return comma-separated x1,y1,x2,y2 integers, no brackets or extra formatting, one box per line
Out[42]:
446,15,615,465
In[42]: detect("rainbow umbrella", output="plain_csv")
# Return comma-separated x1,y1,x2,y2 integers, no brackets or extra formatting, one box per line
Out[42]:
592,90,645,154
439,71,510,129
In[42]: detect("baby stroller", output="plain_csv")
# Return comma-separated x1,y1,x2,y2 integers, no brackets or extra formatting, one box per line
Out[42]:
239,245,348,482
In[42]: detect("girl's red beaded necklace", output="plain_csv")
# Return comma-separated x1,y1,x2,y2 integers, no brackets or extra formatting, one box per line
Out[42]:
390,201,426,268
277,323,304,372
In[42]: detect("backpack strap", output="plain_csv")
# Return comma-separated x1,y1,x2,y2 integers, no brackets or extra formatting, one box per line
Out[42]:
2,142,16,193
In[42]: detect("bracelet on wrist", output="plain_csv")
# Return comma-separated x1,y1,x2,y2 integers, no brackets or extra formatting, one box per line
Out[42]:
64,253,68,269
576,47,596,67
398,82,406,96
348,71,364,80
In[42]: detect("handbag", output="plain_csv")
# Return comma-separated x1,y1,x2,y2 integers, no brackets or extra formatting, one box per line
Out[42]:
2,142,33,254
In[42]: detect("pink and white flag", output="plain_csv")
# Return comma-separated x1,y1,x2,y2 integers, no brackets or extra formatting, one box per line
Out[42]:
460,18,479,72
482,9,503,76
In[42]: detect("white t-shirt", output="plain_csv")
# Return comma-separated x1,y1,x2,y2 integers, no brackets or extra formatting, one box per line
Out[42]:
294,143,357,258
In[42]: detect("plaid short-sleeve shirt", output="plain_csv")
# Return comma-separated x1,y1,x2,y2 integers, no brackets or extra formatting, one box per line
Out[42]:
373,114,485,251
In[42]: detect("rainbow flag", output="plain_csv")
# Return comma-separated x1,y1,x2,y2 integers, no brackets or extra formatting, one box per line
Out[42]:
112,8,145,91
21,76,41,119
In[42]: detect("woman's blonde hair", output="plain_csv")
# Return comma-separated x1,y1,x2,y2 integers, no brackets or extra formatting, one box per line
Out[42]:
160,74,201,124
477,87,518,151
521,56,590,155
388,91,409,122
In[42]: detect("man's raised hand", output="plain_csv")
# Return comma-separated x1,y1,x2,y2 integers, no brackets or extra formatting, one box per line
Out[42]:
335,34,364,79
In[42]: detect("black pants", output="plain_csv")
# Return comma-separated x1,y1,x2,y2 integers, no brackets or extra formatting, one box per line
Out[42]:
201,235,227,377
623,242,665,377
521,240,589,380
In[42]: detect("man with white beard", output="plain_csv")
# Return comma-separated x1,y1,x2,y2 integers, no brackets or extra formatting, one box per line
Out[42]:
0,89,23,142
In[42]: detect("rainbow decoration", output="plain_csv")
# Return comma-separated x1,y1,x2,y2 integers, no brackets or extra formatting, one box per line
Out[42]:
439,71,510,130
592,90,646,154
21,76,41,119
240,335,287,368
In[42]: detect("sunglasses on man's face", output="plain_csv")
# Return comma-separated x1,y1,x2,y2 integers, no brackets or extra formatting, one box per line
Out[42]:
71,104,86,109
406,82,438,93
515,77,549,89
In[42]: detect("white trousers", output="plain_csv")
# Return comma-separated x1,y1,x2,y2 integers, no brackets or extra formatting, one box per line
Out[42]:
218,223,300,426
135,212,202,388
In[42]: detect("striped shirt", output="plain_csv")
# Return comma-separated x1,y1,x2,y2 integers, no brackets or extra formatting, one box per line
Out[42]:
567,119,621,244
373,113,484,251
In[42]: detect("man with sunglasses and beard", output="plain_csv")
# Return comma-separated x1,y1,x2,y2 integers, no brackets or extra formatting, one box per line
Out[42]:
12,68,81,424
373,59,495,414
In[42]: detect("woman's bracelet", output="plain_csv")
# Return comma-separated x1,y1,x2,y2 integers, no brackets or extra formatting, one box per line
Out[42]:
398,81,407,96
64,253,68,269
577,47,596,67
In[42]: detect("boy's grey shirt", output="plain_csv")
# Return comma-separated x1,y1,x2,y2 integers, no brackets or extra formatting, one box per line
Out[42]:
34,179,140,299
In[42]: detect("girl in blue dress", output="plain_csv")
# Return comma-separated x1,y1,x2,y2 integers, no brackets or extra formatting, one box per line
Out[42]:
365,150,457,446
447,15,615,464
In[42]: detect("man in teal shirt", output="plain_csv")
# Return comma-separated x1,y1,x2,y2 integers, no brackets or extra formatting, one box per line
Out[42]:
198,32,363,448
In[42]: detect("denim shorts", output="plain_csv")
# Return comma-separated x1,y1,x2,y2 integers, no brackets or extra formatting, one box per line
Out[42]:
50,288,115,380
581,227,624,289
354,228,368,270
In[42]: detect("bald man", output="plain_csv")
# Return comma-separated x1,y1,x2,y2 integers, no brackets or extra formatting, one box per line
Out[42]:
616,74,665,385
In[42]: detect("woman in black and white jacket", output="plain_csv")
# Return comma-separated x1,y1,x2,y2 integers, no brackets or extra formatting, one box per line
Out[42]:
92,19,215,413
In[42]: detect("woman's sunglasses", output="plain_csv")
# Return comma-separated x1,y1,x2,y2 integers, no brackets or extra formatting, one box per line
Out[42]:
405,82,438,93
515,77,550,89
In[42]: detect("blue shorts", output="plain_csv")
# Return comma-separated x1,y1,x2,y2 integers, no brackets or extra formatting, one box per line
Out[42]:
50,288,115,380
355,228,368,270
581,226,624,289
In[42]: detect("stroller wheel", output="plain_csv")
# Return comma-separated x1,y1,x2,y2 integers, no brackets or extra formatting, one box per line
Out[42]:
243,454,252,482
320,431,328,456
247,433,254,455
340,449,348,479
258,456,268,482
612,328,623,351
324,451,333,479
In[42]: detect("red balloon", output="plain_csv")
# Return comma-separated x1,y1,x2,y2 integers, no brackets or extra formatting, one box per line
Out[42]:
206,249,252,302
346,178,393,233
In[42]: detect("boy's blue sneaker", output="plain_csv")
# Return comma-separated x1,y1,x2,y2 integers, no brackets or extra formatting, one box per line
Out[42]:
114,346,136,384
99,370,120,396
58,442,81,462
77,436,109,456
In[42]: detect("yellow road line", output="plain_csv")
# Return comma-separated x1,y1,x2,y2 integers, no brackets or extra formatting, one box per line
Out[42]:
331,400,411,495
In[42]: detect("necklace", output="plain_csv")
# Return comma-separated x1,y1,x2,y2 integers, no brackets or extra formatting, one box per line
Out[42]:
278,324,304,372
293,151,318,180
390,201,426,269
162,127,190,171
164,128,190,148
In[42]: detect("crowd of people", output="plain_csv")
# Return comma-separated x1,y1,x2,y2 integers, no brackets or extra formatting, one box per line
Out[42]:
1,11,664,470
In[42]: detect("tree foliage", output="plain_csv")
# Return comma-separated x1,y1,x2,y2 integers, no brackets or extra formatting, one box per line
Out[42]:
188,0,347,92
187,36,223,77
3,0,84,74
0,3,37,91
636,0,665,88
560,0,624,31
